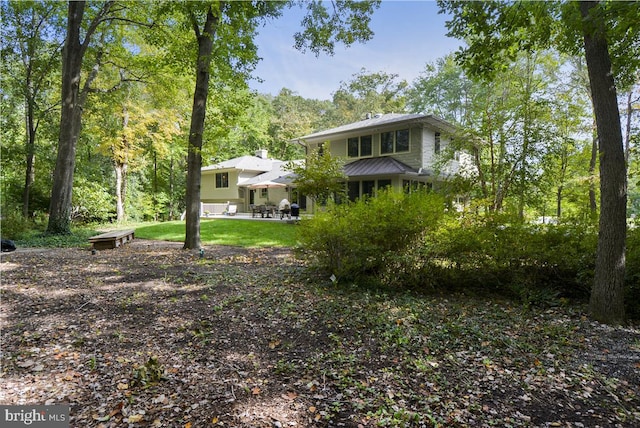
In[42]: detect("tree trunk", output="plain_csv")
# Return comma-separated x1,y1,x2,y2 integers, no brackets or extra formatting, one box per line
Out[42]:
184,6,219,249
556,185,562,218
22,97,36,218
46,1,112,234
580,1,627,325
588,127,598,215
47,1,85,234
115,103,129,223
169,155,175,220
115,163,126,222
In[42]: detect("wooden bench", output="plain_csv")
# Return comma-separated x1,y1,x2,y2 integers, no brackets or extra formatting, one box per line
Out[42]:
89,229,135,250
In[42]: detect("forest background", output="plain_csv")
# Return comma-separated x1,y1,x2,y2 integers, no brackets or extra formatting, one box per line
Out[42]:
1,1,638,227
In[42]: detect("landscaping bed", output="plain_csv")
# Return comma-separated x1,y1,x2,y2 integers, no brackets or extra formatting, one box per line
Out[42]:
1,240,639,427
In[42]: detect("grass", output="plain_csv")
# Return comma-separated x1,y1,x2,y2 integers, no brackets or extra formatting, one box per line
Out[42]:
127,219,299,248
11,218,299,249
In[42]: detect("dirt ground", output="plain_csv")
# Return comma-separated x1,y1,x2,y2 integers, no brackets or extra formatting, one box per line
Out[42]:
1,239,639,427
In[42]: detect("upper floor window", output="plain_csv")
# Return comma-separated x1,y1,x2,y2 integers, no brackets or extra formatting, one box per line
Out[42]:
435,132,441,154
347,135,372,158
215,172,229,188
381,129,410,154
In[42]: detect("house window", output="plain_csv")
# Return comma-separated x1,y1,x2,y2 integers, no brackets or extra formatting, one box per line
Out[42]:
348,138,358,157
260,188,268,199
377,179,392,189
347,181,359,202
396,130,409,152
362,180,375,197
215,172,229,188
435,132,441,154
347,135,372,158
361,135,372,156
381,129,410,154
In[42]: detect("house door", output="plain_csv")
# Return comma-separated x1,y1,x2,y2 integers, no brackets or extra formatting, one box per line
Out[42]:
249,190,255,205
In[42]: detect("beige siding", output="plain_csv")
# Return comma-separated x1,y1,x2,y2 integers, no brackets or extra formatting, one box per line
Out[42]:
201,170,240,202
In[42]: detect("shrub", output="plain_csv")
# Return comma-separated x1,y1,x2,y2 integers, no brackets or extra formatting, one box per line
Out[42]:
417,214,598,304
626,227,640,319
0,208,33,240
72,177,115,224
296,190,445,281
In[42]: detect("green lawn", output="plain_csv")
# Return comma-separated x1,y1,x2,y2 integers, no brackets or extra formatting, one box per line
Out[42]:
134,218,299,248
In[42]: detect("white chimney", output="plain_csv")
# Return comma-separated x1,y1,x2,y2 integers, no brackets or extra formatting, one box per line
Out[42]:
255,149,268,159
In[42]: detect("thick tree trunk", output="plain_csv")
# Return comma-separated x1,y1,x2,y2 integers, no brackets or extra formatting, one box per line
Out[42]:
184,7,219,249
580,1,627,325
47,1,85,234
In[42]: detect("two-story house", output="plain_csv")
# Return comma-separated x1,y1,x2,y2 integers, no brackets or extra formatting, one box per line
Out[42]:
200,113,467,216
292,113,466,203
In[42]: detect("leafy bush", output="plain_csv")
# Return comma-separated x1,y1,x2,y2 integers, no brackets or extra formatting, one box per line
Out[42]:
296,190,445,281
72,177,115,224
0,208,33,240
626,227,640,319
418,214,598,304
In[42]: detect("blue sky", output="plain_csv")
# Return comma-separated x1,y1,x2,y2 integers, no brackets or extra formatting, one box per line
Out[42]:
250,0,463,100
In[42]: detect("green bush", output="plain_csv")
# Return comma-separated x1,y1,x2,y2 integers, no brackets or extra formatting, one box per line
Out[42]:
296,190,445,281
418,214,598,304
625,227,640,319
72,177,115,224
0,208,33,240
297,194,638,317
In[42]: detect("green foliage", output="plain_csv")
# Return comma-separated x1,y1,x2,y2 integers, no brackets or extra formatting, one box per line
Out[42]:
72,177,115,224
422,214,598,304
287,147,346,207
14,227,98,248
295,194,640,311
296,190,445,280
625,227,640,319
293,0,381,56
330,69,408,123
131,356,165,388
0,209,34,240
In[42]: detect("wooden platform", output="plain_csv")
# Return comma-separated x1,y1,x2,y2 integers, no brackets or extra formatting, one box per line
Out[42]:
89,229,135,250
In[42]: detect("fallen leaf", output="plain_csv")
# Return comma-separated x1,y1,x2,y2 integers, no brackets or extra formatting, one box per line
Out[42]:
127,414,144,423
16,360,35,368
269,340,281,349
117,382,129,390
251,386,261,395
211,416,219,424
282,392,297,400
185,422,192,428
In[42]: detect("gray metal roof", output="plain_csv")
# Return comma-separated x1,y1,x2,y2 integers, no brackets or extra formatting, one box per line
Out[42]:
295,113,456,142
343,157,419,177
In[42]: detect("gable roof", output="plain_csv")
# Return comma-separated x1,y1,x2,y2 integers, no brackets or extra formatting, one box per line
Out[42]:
295,113,456,143
344,157,423,177
240,161,289,186
201,155,274,173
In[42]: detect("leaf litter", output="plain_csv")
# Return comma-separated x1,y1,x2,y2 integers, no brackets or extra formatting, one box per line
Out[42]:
1,239,638,427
